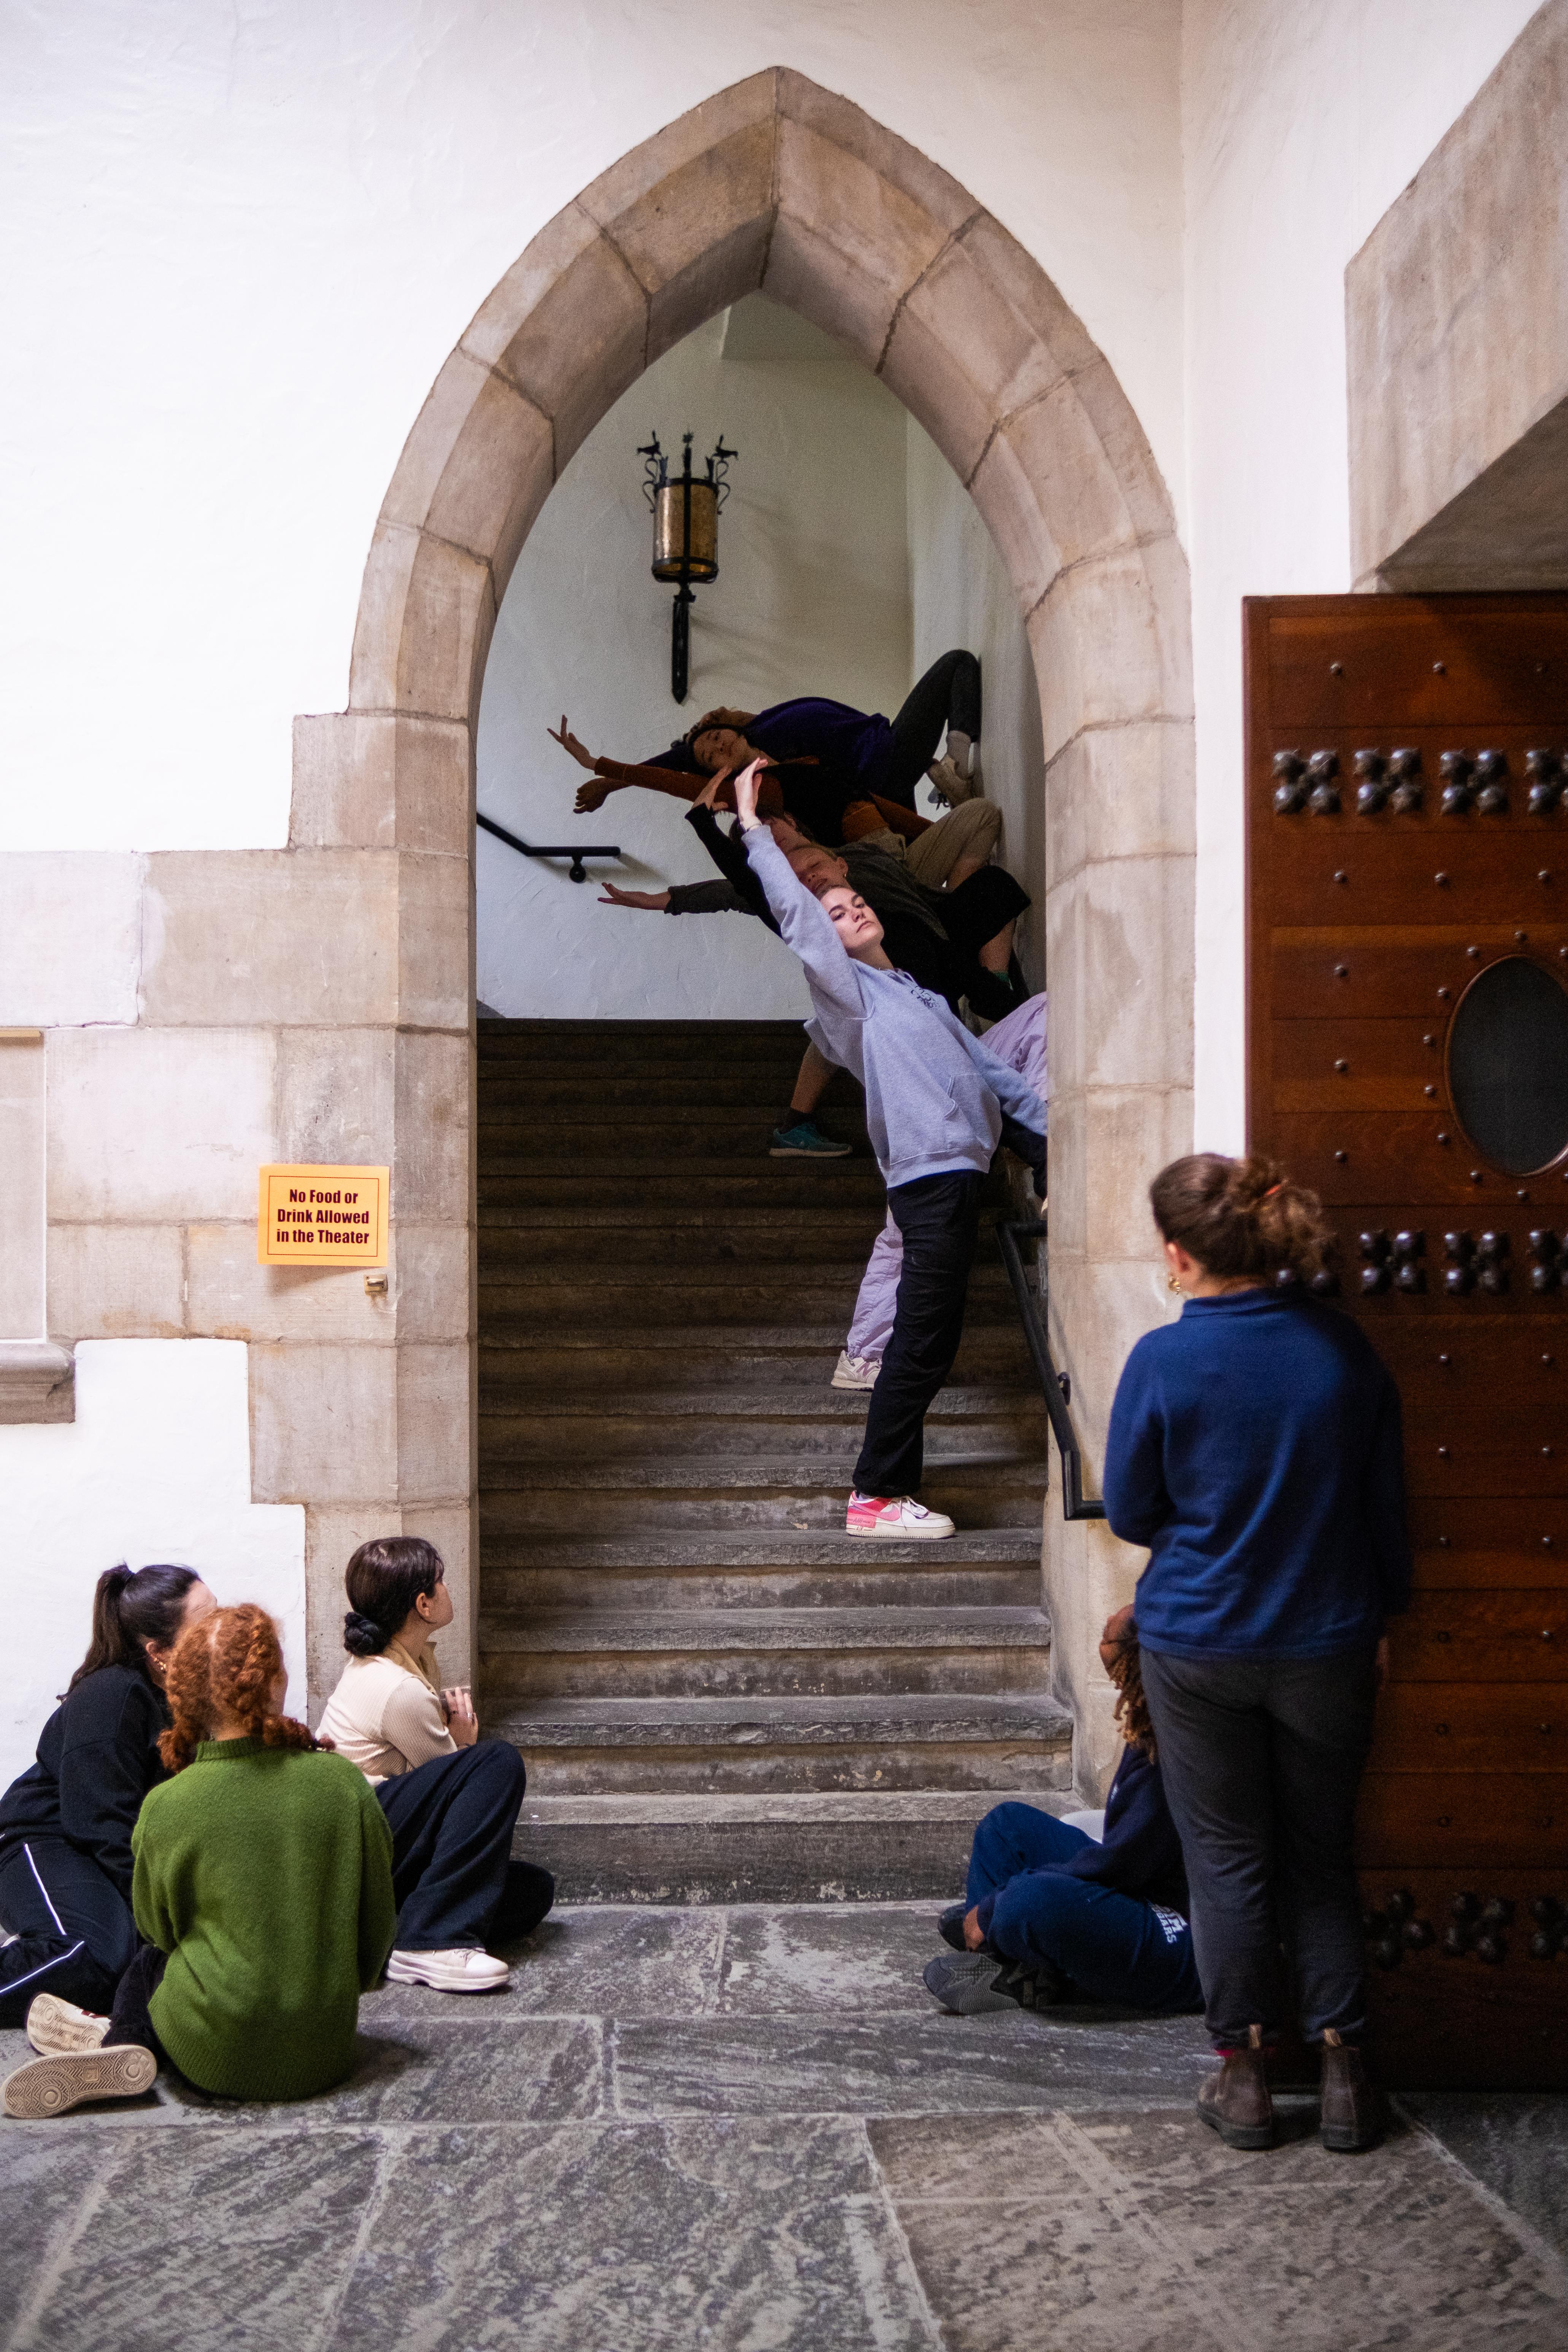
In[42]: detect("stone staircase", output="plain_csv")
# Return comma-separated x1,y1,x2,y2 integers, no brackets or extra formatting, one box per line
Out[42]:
480,1016,1073,1901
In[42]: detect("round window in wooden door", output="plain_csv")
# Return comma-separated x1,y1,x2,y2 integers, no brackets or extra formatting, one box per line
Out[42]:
1447,955,1568,1175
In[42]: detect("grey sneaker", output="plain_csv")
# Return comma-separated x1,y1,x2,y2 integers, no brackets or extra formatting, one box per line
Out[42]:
923,1951,1024,2015
832,1350,881,1390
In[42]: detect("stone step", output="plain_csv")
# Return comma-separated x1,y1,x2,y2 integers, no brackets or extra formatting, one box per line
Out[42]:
478,1218,889,1271
478,1116,872,1163
506,1787,1078,1903
481,1418,1044,1478
481,1067,865,1109
478,1263,1020,1331
479,1168,894,1211
481,1384,1039,1430
484,1602,1048,1701
490,1691,1072,1795
481,1456,1047,1533
477,1018,813,1066
478,1326,1036,1395
485,1551,1039,1614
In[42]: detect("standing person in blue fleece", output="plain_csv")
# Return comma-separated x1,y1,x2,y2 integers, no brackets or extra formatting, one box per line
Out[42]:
733,759,1045,1539
923,1606,1201,2019
1105,1152,1411,2157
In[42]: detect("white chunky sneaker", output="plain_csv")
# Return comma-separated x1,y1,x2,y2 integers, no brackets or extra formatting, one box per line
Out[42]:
385,1947,511,1994
3,2045,157,2119
846,1493,956,1540
25,1995,110,2056
831,1350,882,1391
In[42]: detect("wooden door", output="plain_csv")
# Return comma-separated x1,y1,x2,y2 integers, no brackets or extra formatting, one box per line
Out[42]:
1245,594,1568,2089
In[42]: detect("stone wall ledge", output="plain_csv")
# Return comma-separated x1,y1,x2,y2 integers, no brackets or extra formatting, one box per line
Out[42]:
0,1341,74,1424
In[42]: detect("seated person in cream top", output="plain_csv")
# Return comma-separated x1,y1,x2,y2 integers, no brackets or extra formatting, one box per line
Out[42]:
317,1538,552,1994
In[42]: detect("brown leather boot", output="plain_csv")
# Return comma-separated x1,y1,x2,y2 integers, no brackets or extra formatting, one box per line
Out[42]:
1196,2023,1275,2149
1319,2029,1381,2152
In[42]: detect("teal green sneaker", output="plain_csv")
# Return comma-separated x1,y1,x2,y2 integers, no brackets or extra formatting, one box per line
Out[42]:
769,1119,852,1159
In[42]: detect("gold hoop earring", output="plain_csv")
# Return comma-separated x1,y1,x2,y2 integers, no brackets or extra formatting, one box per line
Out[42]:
1166,1272,1184,1295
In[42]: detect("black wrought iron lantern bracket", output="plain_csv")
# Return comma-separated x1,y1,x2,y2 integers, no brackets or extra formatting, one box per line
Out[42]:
638,432,737,703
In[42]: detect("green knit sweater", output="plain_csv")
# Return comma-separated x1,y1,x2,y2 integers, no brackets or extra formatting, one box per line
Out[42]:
131,1737,396,2101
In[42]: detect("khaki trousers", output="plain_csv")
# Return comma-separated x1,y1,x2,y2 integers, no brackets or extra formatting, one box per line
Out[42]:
859,798,1002,886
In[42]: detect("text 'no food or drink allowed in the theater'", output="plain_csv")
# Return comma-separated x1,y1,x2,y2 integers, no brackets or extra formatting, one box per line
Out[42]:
257,1165,389,1266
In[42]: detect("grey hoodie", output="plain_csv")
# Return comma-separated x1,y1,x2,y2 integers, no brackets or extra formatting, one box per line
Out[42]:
743,824,1045,1188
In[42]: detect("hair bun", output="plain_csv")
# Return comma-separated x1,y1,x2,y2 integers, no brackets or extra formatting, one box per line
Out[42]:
343,1607,391,1657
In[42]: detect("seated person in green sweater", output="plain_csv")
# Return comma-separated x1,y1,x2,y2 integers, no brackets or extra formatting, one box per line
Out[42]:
3,1603,396,2119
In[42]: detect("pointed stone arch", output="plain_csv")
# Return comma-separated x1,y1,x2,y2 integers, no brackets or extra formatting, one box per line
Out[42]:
292,68,1193,1776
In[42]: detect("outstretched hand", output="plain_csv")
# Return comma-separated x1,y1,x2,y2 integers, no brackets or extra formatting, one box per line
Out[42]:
732,757,767,829
548,716,595,771
599,883,670,911
692,773,725,812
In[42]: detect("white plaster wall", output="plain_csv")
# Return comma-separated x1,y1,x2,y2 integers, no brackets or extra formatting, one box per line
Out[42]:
905,417,1046,990
476,300,910,1020
1,0,1183,855
0,1343,306,1787
1182,0,1544,1150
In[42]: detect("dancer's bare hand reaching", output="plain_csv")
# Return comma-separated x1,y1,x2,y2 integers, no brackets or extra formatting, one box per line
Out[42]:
599,883,670,911
732,758,767,830
548,717,595,770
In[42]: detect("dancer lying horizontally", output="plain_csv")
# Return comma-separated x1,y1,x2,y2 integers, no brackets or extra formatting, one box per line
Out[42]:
0,1563,216,2030
923,1607,1201,2017
602,790,1031,1158
836,989,1046,1390
733,758,1045,1538
4,1603,395,2118
556,648,984,834
318,1536,552,1994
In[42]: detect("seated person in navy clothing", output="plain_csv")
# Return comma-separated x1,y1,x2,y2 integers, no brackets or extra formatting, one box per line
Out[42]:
924,1607,1202,2017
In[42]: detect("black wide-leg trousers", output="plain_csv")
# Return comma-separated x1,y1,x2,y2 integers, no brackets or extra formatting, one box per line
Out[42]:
853,1171,983,1499
375,1741,552,1952
0,1838,140,2027
1140,1648,1378,2047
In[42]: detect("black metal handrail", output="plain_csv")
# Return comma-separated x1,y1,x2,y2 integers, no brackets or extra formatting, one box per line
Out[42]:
476,811,621,884
996,1217,1107,1522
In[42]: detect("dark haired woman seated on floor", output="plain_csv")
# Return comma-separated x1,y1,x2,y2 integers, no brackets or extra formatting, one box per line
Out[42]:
923,1608,1201,2019
0,1564,216,2029
317,1537,552,1994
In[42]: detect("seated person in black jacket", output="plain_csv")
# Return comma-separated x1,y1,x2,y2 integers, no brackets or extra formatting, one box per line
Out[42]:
0,1564,216,2029
924,1608,1202,2016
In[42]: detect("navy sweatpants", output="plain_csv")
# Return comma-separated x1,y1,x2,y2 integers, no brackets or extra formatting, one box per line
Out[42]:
0,1838,140,2027
376,1742,552,1952
967,1803,1201,2014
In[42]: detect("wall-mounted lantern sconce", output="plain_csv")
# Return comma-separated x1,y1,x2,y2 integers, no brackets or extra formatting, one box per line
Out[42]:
638,430,737,703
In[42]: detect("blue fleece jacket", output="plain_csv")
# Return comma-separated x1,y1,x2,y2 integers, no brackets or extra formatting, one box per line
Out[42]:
742,822,1044,1187
1105,1289,1411,1661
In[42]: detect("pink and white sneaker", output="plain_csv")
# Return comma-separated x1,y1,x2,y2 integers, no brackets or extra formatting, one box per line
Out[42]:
846,1493,956,1540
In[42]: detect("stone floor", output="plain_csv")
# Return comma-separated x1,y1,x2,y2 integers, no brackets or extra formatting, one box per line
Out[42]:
3,1904,1566,2352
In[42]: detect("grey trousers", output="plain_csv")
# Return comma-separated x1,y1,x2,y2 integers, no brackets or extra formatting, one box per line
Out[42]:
1139,1647,1378,2047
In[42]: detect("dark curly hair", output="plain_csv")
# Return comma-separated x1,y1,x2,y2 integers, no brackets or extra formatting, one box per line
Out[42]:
1103,1616,1156,1760
160,1603,322,1773
1150,1151,1334,1287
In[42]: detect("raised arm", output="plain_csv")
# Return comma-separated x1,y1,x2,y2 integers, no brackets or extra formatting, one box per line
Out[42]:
735,763,866,1024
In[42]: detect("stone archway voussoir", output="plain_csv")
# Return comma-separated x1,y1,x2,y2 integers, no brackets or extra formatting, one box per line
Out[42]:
462,210,649,476
576,71,778,227
1025,538,1189,763
775,69,973,238
775,118,952,335
349,522,496,721
883,231,1071,481
581,119,776,362
380,348,555,602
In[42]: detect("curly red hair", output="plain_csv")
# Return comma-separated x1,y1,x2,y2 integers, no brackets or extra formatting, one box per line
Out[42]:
159,1603,321,1772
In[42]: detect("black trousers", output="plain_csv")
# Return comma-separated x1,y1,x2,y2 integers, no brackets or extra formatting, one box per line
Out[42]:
0,1837,140,2027
1140,1649,1378,2048
376,1742,552,1952
882,651,983,805
104,1941,170,2063
853,1172,983,1498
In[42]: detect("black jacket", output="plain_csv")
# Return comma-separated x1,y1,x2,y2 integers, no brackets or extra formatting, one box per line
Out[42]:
0,1665,171,1901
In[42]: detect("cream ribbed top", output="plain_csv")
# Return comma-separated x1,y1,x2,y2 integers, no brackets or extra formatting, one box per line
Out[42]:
317,1639,456,1784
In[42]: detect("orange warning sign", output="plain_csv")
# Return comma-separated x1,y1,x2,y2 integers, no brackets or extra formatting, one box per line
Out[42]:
257,1165,389,1267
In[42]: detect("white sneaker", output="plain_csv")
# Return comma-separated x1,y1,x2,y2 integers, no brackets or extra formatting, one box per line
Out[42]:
25,1995,110,2056
832,1350,882,1391
846,1493,956,1539
385,1947,511,1994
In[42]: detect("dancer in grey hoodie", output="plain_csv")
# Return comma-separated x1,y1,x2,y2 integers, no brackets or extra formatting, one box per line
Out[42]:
735,762,1045,1537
